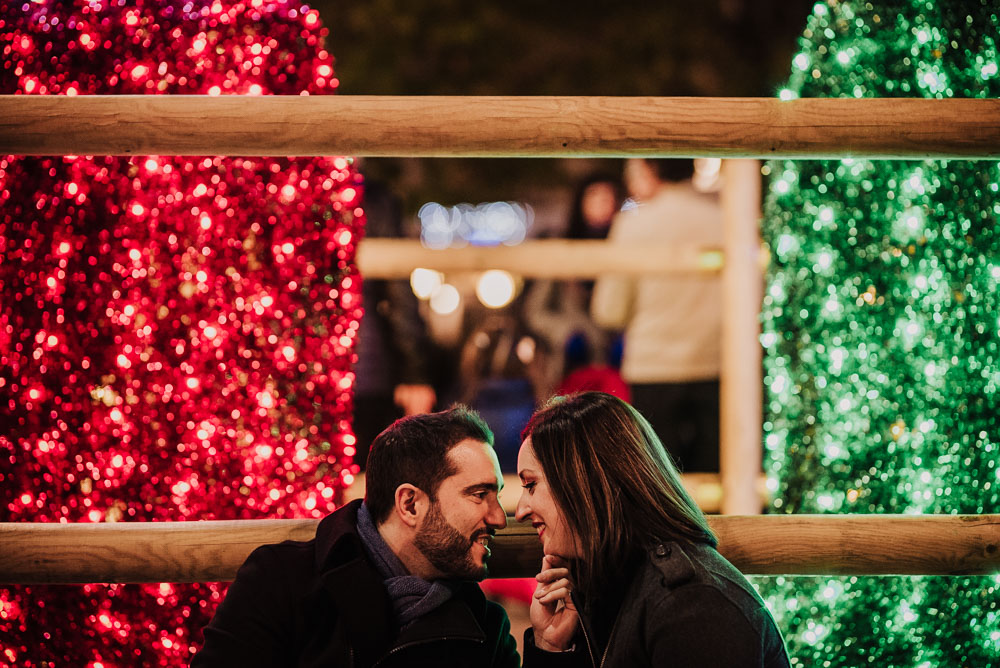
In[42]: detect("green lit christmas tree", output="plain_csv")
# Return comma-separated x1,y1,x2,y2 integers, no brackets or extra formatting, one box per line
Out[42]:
756,1,999,665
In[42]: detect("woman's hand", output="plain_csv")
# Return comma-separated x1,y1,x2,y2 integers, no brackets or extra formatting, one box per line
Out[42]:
529,554,578,652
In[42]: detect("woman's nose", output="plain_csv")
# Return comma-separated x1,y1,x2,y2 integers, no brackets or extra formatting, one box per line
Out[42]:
514,492,529,522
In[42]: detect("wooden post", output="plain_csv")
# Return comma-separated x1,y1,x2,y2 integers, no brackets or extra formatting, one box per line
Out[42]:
720,159,764,514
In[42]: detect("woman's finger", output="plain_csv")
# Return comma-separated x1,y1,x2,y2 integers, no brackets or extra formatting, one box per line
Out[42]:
536,585,573,605
536,568,570,583
535,578,572,597
543,554,570,569
541,553,573,571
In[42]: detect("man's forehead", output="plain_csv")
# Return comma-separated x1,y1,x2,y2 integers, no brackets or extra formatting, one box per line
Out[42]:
443,438,501,479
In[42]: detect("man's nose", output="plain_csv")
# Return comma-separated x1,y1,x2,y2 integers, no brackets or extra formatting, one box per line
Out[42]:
487,497,507,528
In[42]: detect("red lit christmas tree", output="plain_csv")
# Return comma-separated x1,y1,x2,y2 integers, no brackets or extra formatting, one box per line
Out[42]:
0,1,364,664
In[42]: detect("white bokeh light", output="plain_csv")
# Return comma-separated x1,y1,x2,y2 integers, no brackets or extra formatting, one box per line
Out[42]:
410,268,443,300
429,283,461,315
476,270,516,308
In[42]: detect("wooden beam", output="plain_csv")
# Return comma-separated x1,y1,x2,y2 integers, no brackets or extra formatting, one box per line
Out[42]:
720,160,764,514
357,239,722,279
1,96,998,159
1,515,996,584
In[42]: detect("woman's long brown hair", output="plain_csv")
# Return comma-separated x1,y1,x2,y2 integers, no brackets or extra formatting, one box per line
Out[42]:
521,392,716,595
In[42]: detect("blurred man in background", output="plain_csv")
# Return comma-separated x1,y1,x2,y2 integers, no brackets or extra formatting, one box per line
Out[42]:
592,158,723,473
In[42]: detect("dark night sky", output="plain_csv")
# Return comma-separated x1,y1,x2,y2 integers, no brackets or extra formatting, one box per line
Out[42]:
310,0,815,211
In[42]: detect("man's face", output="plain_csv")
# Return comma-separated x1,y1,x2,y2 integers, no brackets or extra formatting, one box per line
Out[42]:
414,439,506,580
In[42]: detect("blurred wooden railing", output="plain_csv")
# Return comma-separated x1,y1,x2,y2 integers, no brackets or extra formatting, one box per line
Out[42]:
357,239,726,279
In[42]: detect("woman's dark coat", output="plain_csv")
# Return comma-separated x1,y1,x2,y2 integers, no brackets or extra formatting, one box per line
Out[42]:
192,500,519,668
523,539,791,668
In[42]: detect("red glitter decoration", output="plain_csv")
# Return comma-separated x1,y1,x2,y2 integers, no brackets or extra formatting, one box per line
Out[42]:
0,1,364,664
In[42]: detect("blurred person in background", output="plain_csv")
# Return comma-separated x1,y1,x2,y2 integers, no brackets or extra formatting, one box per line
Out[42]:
555,331,630,402
353,177,438,469
454,315,543,474
524,173,626,398
591,159,723,473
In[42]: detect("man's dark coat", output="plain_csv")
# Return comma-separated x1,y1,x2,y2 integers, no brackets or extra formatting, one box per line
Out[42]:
192,500,519,668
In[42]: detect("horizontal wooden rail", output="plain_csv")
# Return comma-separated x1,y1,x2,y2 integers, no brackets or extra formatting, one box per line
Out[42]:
1,96,998,159
357,239,723,278
1,515,996,584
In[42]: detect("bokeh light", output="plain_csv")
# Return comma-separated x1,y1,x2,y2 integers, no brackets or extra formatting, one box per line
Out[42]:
475,270,516,309
418,200,532,249
429,283,461,315
409,267,444,300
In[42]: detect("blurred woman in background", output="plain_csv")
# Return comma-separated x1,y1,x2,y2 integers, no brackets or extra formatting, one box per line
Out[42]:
523,174,626,399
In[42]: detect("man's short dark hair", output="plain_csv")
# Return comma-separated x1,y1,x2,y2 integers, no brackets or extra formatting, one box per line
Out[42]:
364,406,495,524
644,158,695,183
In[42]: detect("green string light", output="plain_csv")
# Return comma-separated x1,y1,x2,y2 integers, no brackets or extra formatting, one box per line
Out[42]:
754,1,1000,665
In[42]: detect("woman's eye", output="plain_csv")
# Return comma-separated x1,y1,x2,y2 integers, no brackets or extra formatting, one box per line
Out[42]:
521,482,536,492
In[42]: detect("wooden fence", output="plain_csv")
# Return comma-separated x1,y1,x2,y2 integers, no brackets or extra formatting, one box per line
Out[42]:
2,95,998,580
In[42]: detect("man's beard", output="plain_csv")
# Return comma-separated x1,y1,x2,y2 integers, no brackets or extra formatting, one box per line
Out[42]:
414,501,490,581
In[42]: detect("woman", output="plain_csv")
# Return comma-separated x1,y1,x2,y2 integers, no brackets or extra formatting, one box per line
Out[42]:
517,392,790,667
455,315,541,472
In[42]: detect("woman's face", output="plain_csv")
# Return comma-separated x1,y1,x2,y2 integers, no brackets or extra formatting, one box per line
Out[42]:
515,437,580,558
580,181,618,229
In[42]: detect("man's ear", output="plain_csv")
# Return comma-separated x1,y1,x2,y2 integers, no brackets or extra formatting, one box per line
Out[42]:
393,483,427,528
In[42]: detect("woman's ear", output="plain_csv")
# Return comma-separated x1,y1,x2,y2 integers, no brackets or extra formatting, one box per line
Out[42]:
393,483,426,528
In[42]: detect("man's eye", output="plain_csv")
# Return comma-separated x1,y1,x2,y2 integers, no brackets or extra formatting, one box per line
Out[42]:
473,491,488,500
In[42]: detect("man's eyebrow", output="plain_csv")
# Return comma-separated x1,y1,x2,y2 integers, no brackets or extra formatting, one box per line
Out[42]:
462,482,499,494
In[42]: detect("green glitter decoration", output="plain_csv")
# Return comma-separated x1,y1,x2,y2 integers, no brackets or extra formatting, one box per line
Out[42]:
755,1,1000,665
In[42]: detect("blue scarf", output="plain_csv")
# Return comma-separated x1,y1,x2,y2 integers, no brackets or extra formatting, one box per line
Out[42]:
356,502,456,629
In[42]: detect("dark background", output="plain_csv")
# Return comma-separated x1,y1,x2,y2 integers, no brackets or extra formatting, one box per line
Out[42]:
312,0,815,219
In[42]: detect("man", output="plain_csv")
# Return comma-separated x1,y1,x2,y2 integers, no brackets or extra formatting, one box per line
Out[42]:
192,407,517,667
591,158,724,473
